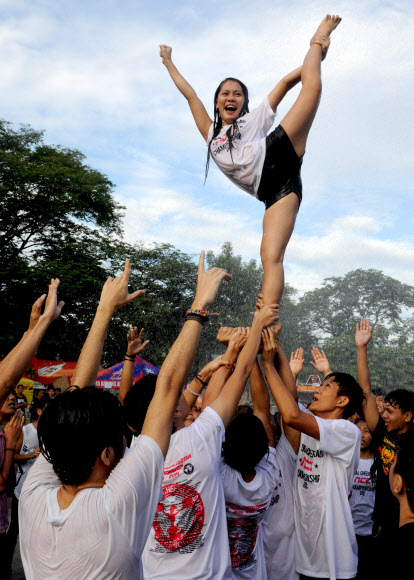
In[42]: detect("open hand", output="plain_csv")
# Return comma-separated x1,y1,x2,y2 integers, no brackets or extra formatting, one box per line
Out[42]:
99,259,145,312
192,251,231,310
42,279,65,323
127,327,149,357
355,318,372,348
28,294,47,331
310,347,331,376
290,348,304,377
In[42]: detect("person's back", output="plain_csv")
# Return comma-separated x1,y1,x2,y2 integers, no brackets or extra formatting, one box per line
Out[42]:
142,406,233,580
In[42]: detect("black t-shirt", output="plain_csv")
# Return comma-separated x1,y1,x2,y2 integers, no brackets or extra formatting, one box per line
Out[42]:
395,522,414,574
16,394,27,406
371,417,400,533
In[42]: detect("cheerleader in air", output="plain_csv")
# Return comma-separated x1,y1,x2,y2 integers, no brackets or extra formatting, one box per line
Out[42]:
160,15,341,305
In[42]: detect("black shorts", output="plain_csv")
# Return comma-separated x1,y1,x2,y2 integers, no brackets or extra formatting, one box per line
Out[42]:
257,124,303,210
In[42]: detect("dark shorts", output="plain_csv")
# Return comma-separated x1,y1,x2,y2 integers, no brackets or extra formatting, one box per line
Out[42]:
257,124,303,210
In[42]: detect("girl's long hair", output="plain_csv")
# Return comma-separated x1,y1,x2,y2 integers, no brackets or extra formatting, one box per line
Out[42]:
205,78,249,183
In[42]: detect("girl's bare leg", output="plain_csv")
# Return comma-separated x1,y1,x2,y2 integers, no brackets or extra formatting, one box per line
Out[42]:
260,15,341,305
280,14,341,158
260,193,299,305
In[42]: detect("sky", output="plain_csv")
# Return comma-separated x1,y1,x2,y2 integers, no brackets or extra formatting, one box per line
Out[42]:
1,0,414,294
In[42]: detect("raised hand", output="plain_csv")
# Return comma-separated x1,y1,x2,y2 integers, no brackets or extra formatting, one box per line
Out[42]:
192,251,231,310
254,304,279,329
27,294,47,331
310,347,331,376
159,44,172,64
4,410,24,449
261,327,278,367
126,327,150,357
42,279,65,323
355,318,372,348
202,355,231,375
99,259,145,313
228,327,249,352
216,327,235,345
255,293,264,312
290,348,305,377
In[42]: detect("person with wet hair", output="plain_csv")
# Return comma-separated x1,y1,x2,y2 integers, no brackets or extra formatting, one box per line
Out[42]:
389,431,414,575
261,327,363,580
19,254,231,579
159,15,341,307
355,318,414,569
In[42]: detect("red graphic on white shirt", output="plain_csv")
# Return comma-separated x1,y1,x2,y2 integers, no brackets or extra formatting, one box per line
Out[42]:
300,456,314,471
153,483,204,552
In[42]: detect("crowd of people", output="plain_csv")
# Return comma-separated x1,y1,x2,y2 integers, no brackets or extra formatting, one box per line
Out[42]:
0,254,413,580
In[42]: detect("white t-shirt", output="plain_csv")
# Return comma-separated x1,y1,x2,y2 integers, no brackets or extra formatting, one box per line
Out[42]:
294,416,361,580
15,423,39,500
142,406,232,580
262,433,299,580
349,457,375,536
19,434,164,580
220,446,278,580
207,98,276,197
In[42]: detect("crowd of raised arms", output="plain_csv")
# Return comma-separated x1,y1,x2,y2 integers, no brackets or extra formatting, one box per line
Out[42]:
0,254,413,580
1,12,414,580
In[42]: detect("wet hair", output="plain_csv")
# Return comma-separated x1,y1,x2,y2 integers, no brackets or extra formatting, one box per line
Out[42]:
123,374,158,434
325,372,365,419
222,414,269,474
38,388,125,486
393,431,414,512
385,389,414,423
205,77,249,181
372,387,385,397
237,403,253,416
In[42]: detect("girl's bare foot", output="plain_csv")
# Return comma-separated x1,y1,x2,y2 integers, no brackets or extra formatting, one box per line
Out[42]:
310,14,342,60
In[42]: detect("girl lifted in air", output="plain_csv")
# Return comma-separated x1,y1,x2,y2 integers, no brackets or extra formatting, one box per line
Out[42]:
160,14,341,306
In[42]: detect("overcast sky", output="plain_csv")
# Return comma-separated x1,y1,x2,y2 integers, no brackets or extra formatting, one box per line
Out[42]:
1,0,413,293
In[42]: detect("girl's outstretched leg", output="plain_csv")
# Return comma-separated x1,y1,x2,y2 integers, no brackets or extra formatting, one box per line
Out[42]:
280,14,341,158
260,193,299,306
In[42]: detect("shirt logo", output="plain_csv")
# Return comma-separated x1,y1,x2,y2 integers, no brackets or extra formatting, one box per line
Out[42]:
183,463,194,475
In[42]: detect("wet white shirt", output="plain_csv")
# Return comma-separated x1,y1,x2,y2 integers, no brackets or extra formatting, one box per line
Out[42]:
207,98,276,197
143,406,232,580
294,416,361,580
349,457,375,536
19,434,164,580
15,423,39,500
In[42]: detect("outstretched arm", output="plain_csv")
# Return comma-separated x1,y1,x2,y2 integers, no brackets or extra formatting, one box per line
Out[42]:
210,306,278,427
71,259,145,389
141,251,231,456
289,348,304,384
262,330,320,439
182,354,230,413
355,319,378,431
268,66,303,112
250,358,275,447
0,411,24,493
160,45,212,140
118,327,149,405
0,283,63,408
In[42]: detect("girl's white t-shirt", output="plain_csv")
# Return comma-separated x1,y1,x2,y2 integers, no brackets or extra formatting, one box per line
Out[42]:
206,98,276,197
219,447,278,580
14,422,39,500
262,433,299,580
349,457,375,536
19,434,164,580
142,406,233,580
294,416,361,580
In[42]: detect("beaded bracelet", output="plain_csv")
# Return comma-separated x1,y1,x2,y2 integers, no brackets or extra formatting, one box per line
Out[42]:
186,308,209,322
186,384,200,397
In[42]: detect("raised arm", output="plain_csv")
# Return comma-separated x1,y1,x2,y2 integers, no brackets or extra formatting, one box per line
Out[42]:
182,354,230,412
355,319,379,431
160,45,212,140
250,358,275,447
201,328,248,411
310,347,332,378
262,329,320,440
267,66,303,112
0,411,24,493
118,327,149,405
71,259,145,389
0,282,63,408
209,306,278,427
141,251,231,456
